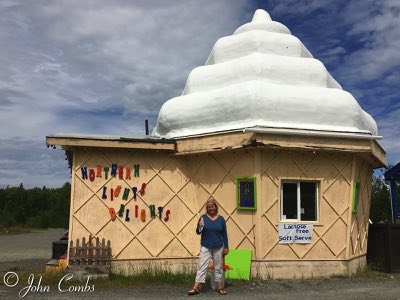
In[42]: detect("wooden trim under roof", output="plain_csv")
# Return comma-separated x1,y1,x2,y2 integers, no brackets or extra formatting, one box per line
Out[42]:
174,131,387,168
46,134,176,151
47,131,386,167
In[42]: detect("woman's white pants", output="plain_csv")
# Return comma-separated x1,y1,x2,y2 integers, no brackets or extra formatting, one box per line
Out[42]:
195,246,223,283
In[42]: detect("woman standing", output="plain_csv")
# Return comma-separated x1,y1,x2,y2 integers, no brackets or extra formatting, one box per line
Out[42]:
188,198,229,296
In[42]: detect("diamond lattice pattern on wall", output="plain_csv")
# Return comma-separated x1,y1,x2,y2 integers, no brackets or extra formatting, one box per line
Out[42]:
71,148,371,262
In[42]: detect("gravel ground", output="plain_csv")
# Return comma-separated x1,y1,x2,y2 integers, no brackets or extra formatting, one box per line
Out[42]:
1,275,400,299
0,229,64,264
0,230,399,299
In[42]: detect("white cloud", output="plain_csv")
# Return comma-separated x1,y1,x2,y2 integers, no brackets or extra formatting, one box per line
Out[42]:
317,46,347,65
0,0,248,186
377,108,400,165
0,138,70,188
335,0,400,84
0,0,398,187
270,0,333,16
32,1,248,116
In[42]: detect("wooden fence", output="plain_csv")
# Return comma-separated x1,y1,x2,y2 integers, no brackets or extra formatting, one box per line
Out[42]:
367,224,400,272
69,236,112,266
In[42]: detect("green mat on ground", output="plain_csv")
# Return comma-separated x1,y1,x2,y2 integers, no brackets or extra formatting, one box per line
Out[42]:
224,249,252,280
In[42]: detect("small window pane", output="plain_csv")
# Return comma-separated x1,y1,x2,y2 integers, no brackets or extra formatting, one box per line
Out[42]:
300,182,317,221
282,183,297,219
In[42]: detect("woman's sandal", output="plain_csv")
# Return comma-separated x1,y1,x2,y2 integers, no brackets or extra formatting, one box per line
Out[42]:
218,288,227,295
187,288,199,296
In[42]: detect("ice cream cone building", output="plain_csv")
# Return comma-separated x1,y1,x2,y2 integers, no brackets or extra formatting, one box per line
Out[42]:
47,9,386,279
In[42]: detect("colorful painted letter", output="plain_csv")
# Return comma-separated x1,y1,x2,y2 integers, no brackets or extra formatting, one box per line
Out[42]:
139,183,146,196
111,164,117,177
122,188,130,200
118,165,123,179
140,209,146,222
81,167,88,180
158,207,163,219
89,169,95,181
150,205,156,218
96,165,102,177
125,167,131,180
114,185,121,197
164,210,170,222
125,209,130,222
134,164,140,177
104,167,109,179
109,208,117,221
118,204,125,218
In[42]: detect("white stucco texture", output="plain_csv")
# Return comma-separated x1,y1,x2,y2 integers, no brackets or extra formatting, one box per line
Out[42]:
152,9,378,138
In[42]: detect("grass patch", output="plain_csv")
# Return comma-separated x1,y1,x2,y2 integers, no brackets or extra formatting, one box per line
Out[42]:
355,264,383,277
92,270,251,290
96,268,196,288
328,272,349,279
354,264,400,280
326,264,399,280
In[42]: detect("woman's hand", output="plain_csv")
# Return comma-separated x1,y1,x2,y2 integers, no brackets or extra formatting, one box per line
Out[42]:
196,217,205,235
199,217,204,228
223,248,229,255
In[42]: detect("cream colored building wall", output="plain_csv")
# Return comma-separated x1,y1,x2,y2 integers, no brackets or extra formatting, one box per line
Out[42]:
69,148,259,261
69,147,371,266
186,150,258,256
259,149,353,261
70,147,195,260
348,158,372,259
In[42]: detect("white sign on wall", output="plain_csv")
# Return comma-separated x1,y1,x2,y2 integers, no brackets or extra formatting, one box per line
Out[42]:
278,224,313,244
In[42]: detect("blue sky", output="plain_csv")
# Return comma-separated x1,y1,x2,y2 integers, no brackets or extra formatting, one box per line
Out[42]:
0,0,398,187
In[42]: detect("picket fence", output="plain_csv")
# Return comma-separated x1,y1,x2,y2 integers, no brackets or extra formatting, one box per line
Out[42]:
69,236,112,266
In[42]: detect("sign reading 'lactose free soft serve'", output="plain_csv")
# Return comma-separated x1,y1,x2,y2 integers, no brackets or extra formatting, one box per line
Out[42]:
278,224,313,244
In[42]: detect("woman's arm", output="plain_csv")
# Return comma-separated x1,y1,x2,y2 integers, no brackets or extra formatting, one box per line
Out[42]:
222,217,229,251
195,216,204,235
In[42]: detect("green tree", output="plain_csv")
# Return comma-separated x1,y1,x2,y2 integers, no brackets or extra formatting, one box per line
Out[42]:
0,182,71,229
370,176,392,223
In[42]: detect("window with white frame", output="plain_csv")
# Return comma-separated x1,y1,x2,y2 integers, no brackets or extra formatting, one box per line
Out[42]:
280,181,318,221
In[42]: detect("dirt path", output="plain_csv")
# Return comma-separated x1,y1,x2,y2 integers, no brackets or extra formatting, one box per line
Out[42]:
0,229,64,273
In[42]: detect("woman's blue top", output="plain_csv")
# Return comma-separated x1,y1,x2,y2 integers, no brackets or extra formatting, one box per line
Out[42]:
196,214,229,250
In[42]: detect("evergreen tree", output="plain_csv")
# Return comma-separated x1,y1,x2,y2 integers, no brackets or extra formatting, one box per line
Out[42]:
0,182,70,229
370,176,392,223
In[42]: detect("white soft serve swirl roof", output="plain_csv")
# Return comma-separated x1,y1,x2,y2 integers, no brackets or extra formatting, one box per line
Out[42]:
152,9,378,138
